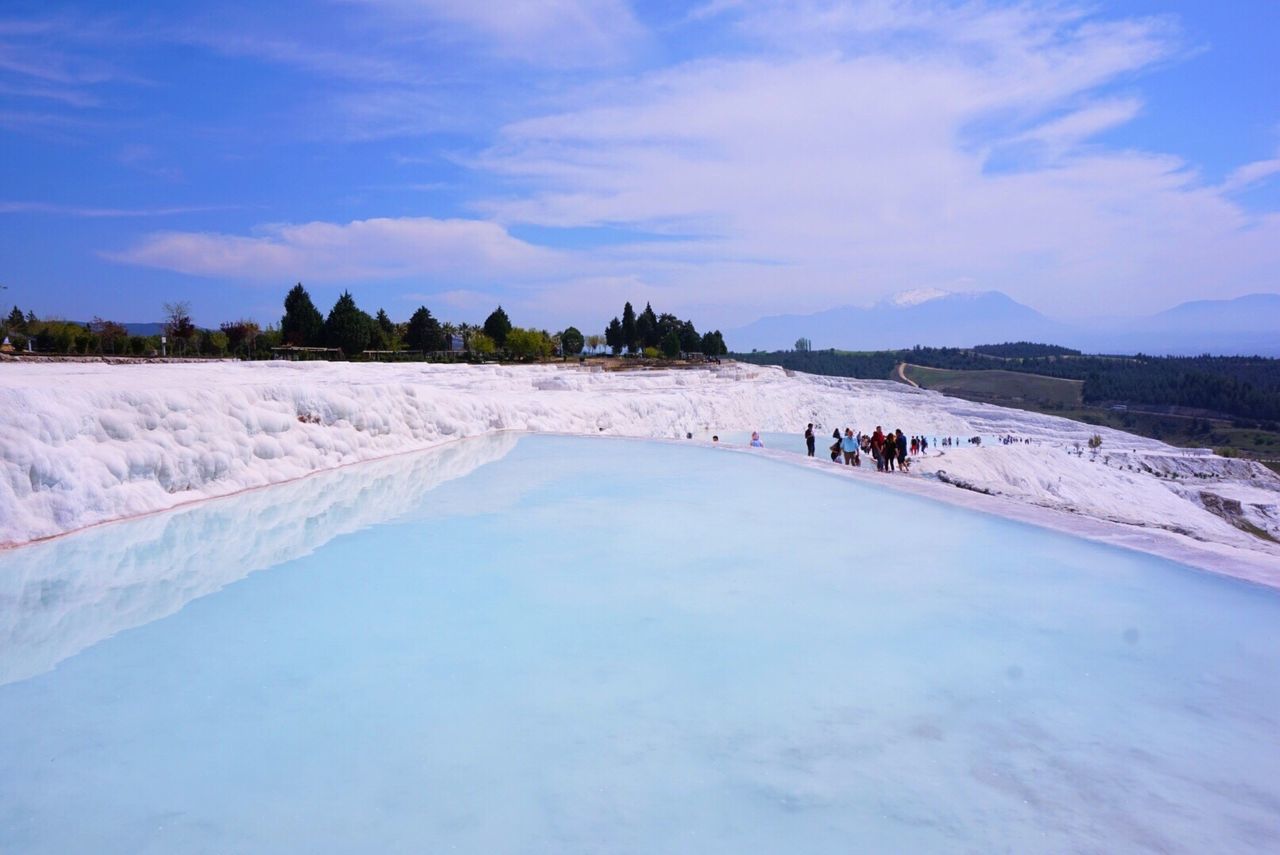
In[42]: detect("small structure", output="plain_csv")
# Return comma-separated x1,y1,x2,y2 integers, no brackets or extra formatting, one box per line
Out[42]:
0,336,13,354
364,350,424,362
271,346,343,361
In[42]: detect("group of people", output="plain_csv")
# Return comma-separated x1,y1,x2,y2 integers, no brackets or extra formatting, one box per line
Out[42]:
803,424,926,472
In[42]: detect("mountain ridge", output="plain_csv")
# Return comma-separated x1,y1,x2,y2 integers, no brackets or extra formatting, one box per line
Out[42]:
728,291,1280,356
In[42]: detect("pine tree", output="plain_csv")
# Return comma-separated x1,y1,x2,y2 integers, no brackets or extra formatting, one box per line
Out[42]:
406,306,444,352
281,283,324,346
483,305,512,347
638,302,659,348
621,302,637,353
660,328,681,359
375,308,394,336
679,320,700,353
6,306,25,332
324,291,372,356
605,317,623,354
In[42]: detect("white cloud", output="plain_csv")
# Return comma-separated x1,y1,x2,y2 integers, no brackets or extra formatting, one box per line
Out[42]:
1221,155,1280,193
107,216,562,282
463,2,1279,319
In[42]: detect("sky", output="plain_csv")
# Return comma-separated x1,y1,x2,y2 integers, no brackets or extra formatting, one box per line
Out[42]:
1,0,1277,333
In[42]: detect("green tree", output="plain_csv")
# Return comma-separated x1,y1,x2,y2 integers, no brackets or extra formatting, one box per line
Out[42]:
795,337,812,352
467,331,496,356
605,317,623,354
678,320,700,353
621,302,637,353
375,308,395,337
660,328,681,358
637,302,659,348
405,306,444,352
281,283,324,346
6,306,24,332
324,291,372,356
505,327,552,360
560,326,584,357
483,305,512,347
701,330,727,356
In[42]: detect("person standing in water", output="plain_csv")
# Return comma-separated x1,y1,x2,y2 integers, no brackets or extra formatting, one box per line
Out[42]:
883,430,897,471
829,429,842,462
805,423,816,457
750,431,764,448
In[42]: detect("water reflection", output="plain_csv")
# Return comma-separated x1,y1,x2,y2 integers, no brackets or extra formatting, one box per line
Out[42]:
0,432,518,686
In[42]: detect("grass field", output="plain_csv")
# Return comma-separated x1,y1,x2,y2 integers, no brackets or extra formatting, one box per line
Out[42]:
902,364,1084,408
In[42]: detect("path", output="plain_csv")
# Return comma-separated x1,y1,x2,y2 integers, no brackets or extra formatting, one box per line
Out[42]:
895,362,919,387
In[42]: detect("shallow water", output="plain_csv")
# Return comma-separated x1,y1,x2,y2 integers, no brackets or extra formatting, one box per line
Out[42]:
1,434,1277,853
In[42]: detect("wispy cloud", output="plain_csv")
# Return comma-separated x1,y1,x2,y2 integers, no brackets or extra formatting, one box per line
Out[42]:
1220,155,1280,194
107,216,562,281
460,1,1278,319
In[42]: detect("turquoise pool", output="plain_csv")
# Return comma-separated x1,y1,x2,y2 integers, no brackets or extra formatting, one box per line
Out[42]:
0,434,1276,853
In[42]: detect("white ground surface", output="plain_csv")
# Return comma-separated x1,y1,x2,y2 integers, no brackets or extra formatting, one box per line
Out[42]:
1,360,1277,586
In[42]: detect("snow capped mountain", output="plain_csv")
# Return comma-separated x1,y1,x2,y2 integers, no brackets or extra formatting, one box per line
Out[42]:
884,288,953,308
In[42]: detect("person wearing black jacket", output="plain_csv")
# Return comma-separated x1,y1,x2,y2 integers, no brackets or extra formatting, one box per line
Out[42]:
804,423,816,457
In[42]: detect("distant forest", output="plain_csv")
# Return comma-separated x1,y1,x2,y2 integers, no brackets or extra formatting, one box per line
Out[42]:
735,344,1280,424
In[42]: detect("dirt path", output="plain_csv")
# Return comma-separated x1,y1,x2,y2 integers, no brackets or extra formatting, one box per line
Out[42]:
895,362,919,387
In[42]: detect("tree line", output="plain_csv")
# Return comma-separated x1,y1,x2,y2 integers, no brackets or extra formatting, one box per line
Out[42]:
1,285,729,362
603,301,728,357
735,344,1280,424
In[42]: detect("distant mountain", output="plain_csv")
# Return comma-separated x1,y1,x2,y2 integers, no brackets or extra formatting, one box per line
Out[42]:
1074,293,1280,356
728,291,1280,356
727,290,1066,352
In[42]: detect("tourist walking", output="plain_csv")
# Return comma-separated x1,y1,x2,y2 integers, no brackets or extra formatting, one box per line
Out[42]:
871,426,886,471
841,428,859,466
805,423,816,457
883,430,897,471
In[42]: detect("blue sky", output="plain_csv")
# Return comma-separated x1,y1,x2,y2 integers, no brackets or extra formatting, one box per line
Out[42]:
1,0,1277,332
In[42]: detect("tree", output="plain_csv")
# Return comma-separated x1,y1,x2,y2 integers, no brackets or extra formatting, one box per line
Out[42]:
483,305,512,347
605,317,623,354
1088,434,1103,451
467,331,496,356
163,301,196,341
637,302,659,348
6,306,24,332
661,328,681,359
220,320,260,358
324,291,372,356
506,327,553,360
89,317,128,354
621,302,637,353
405,306,445,352
585,333,603,354
678,320,701,353
560,326,584,357
795,337,812,352
281,283,324,346
375,308,395,337
701,330,727,356
162,302,196,354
